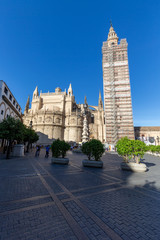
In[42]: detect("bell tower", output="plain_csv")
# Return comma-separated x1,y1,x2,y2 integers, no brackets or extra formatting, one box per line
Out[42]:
102,23,134,144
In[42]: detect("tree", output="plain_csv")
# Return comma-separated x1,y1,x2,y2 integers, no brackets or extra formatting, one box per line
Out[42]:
132,140,147,164
51,139,70,158
116,137,133,162
116,137,147,163
60,140,70,158
81,139,105,161
81,142,92,160
0,116,25,159
23,127,39,152
156,145,160,154
51,139,62,158
89,139,105,161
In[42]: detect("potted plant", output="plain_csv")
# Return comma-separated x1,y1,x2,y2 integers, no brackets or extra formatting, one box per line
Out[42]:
82,139,105,168
51,139,70,164
116,137,147,172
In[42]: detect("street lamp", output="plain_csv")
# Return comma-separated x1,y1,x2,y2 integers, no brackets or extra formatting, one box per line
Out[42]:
156,136,159,145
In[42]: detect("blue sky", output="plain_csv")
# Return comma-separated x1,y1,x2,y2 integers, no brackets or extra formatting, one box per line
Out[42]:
0,0,159,126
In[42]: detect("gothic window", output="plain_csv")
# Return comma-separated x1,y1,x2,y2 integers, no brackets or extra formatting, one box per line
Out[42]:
1,110,3,115
118,55,121,61
122,54,125,61
91,114,94,124
4,87,8,95
13,100,15,105
9,94,12,101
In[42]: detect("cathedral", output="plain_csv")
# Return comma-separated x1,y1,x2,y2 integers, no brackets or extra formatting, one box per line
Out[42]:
23,24,134,145
23,84,105,144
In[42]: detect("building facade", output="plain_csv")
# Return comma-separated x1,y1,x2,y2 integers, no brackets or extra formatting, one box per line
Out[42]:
102,24,134,144
23,84,105,144
134,127,160,145
0,80,22,122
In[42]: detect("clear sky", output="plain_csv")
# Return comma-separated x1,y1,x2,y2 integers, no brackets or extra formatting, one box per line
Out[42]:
0,0,159,126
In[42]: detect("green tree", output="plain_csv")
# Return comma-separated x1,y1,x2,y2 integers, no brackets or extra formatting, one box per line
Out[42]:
60,140,70,158
0,116,25,159
51,139,70,158
156,145,160,154
51,139,62,158
149,145,157,154
116,137,133,162
81,142,92,160
23,127,39,152
89,139,105,161
81,139,105,161
132,140,147,164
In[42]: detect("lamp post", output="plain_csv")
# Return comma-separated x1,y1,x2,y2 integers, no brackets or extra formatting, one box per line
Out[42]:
156,136,159,146
82,102,89,143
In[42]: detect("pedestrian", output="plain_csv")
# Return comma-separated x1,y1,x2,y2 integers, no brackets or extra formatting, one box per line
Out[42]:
45,145,50,158
35,145,40,157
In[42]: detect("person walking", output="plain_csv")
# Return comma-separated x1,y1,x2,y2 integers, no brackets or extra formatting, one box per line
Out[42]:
45,145,50,158
35,145,40,157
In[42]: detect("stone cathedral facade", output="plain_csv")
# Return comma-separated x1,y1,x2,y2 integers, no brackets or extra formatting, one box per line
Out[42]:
23,24,135,145
23,84,105,144
102,24,134,144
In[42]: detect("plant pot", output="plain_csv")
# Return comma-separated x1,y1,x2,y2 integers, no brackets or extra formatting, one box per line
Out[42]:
12,144,24,157
121,162,147,172
51,157,69,165
82,159,103,168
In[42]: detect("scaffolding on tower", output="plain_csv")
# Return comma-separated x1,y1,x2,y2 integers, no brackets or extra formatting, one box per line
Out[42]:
108,46,118,145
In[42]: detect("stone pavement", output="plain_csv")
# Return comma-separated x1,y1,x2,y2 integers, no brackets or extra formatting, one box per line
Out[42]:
0,150,160,240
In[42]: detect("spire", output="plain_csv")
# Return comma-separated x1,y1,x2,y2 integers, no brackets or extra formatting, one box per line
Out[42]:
68,83,73,96
84,96,87,105
24,96,30,113
33,86,39,98
98,91,103,109
107,23,118,47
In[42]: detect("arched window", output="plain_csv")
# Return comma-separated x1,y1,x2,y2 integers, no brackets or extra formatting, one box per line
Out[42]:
91,114,94,124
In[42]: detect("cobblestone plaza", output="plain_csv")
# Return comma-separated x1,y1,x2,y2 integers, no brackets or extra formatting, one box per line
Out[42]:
0,151,160,240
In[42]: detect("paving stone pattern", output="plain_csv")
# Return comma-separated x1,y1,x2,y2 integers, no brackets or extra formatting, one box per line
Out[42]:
0,150,160,240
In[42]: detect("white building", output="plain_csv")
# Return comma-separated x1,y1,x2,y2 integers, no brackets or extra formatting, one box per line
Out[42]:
0,80,22,121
